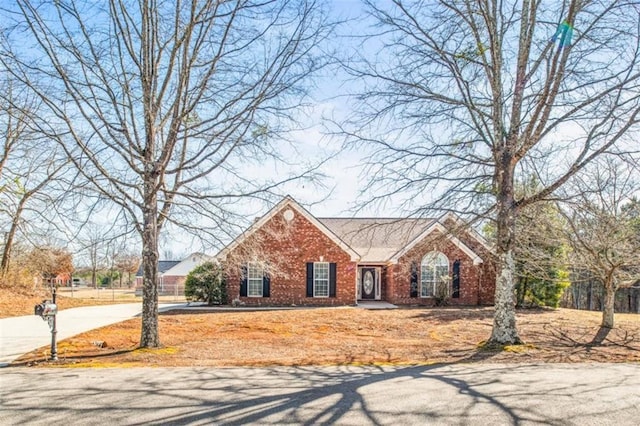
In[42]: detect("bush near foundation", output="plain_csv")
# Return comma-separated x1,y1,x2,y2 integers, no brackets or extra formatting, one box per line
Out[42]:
184,262,227,305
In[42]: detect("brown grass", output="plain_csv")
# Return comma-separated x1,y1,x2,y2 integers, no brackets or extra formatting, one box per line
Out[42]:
13,307,640,368
0,287,132,318
0,287,184,318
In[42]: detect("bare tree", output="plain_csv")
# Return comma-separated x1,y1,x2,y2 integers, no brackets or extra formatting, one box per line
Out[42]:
75,223,120,288
0,78,71,279
115,253,141,288
2,0,333,347
339,0,640,344
559,159,640,328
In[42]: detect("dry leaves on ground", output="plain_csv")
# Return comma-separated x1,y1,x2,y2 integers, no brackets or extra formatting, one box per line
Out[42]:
14,307,640,367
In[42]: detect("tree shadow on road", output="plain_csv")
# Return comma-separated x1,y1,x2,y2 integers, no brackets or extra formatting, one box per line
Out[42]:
5,361,638,425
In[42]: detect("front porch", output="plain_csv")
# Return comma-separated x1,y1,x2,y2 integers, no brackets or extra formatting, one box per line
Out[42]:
356,300,398,309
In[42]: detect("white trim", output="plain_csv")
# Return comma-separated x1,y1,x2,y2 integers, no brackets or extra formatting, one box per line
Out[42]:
357,266,382,301
313,261,330,298
420,251,449,298
354,265,359,305
389,222,483,265
439,212,493,252
246,261,264,298
162,252,213,276
217,196,360,262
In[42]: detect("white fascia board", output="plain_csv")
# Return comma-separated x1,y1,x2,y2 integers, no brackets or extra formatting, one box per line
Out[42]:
216,197,293,261
439,211,494,252
163,253,212,276
389,222,483,265
216,196,360,262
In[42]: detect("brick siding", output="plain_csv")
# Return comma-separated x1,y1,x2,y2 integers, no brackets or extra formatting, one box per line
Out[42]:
387,230,496,306
225,209,357,306
223,205,496,306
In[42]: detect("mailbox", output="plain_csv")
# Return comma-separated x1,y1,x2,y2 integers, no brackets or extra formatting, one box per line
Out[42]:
36,286,60,361
34,301,57,318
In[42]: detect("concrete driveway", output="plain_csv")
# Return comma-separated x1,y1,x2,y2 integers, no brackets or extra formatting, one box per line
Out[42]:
1,363,638,425
0,303,186,366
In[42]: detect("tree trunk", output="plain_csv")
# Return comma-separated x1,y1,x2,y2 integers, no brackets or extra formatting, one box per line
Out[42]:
0,215,18,277
601,284,616,329
140,173,160,348
489,163,522,345
0,200,27,277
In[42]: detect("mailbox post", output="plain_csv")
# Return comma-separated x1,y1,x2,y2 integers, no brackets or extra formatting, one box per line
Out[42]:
50,286,58,361
34,284,58,361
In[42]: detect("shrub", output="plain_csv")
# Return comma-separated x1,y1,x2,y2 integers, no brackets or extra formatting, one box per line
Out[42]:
184,262,227,305
516,269,571,308
434,280,450,306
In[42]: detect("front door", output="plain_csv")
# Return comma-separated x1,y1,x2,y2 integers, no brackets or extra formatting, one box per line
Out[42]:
360,267,376,300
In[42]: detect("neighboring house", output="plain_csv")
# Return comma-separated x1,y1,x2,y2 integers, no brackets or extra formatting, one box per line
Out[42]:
52,273,71,286
217,196,496,306
135,253,211,295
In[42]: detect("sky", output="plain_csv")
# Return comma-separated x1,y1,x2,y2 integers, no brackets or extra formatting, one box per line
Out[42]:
263,1,390,218
3,0,381,263
270,2,367,215
158,1,394,259
135,1,382,260
6,1,639,264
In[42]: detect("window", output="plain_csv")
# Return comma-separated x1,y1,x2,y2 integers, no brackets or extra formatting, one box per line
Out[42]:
313,262,329,297
306,262,336,298
421,252,449,297
247,262,263,297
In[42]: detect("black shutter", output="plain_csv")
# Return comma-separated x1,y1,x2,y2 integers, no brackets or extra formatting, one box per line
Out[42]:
263,272,270,298
329,263,337,298
410,261,418,298
452,260,460,298
306,263,314,297
240,265,247,297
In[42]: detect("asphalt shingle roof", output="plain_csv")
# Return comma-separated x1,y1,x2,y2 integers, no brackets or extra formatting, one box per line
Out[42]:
135,260,181,277
318,217,436,262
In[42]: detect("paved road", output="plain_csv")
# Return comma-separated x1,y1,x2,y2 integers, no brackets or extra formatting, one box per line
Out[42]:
0,303,186,366
1,363,638,425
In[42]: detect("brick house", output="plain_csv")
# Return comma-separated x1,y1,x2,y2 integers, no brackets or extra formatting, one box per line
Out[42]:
218,196,496,306
135,253,211,295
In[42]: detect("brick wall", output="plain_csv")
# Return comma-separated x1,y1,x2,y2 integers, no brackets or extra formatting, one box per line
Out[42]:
225,207,357,306
387,230,496,306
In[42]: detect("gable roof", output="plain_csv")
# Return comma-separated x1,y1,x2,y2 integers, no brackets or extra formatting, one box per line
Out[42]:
388,222,484,265
135,260,181,277
318,217,436,263
217,196,488,265
134,252,212,277
216,196,360,261
163,253,212,276
439,212,493,252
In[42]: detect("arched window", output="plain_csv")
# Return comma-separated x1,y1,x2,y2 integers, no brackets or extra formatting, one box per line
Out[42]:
421,251,449,297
